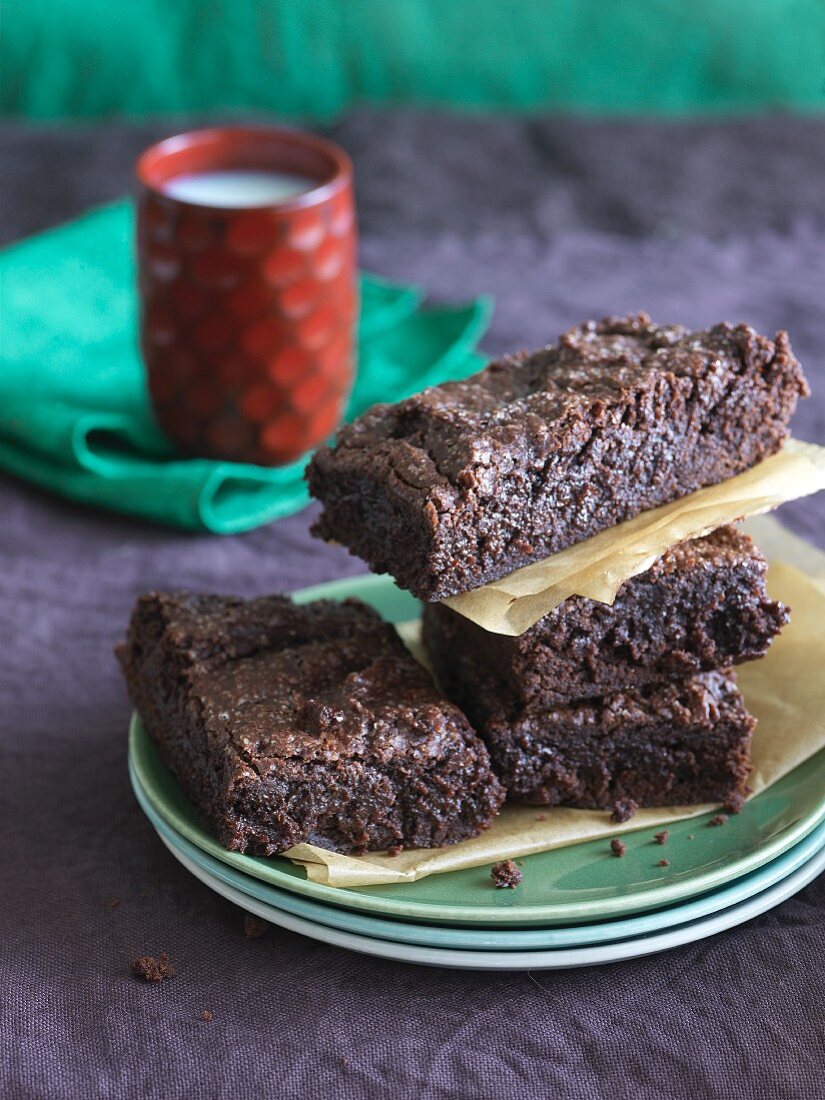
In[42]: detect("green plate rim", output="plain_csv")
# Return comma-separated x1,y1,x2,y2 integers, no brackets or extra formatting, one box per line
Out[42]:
128,715,825,925
131,756,825,949
145,830,825,969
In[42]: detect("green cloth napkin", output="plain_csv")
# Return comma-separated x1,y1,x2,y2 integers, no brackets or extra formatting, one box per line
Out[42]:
0,202,491,532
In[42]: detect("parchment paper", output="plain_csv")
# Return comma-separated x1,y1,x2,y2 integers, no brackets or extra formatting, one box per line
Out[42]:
443,439,825,636
285,537,825,887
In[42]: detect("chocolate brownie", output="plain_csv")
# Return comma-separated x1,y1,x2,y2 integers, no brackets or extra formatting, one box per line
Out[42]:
130,954,174,983
307,315,807,600
117,593,504,856
442,669,754,809
611,799,639,824
422,527,788,704
243,915,270,939
490,860,522,888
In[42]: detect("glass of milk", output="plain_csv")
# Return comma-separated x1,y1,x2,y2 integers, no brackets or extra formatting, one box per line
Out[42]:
136,126,357,466
162,169,316,208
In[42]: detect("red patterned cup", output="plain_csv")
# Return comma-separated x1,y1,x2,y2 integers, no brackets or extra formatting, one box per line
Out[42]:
136,126,357,465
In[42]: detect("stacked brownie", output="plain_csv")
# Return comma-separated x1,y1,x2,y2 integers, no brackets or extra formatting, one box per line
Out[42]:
421,528,786,807
309,314,809,811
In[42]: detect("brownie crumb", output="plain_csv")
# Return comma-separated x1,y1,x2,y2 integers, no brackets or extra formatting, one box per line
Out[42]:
709,813,728,827
658,859,671,867
654,831,670,845
610,838,627,858
108,899,121,909
491,860,523,888
723,791,746,815
243,914,270,939
387,844,403,857
611,799,638,824
130,953,174,983
200,1009,213,1022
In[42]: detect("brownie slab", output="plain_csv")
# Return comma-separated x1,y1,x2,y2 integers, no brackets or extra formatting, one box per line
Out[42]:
422,527,788,705
452,670,755,809
117,593,504,856
307,314,808,600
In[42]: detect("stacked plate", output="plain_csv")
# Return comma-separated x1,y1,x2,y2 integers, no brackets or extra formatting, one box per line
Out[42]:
128,574,825,971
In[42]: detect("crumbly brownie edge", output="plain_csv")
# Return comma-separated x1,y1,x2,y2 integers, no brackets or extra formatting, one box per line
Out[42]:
422,527,788,704
468,672,755,809
308,441,444,597
117,594,259,849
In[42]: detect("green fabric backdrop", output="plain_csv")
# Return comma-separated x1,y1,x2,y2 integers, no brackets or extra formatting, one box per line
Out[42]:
3,0,824,120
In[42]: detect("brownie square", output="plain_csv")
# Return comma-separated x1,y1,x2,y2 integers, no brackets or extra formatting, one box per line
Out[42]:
422,527,788,706
307,315,808,600
117,593,504,856
456,670,755,809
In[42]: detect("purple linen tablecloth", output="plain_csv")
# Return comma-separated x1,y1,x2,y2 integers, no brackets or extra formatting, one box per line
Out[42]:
1,113,823,1100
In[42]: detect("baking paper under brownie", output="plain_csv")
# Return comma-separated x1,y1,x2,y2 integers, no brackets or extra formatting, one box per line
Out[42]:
307,314,808,600
117,593,504,856
423,527,788,705
457,670,755,809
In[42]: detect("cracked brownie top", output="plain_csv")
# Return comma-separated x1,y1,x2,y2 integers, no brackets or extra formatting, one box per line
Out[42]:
317,315,806,485
123,592,490,765
308,314,808,599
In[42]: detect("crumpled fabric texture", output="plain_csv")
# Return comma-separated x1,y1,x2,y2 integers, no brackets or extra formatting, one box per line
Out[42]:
1,112,823,1100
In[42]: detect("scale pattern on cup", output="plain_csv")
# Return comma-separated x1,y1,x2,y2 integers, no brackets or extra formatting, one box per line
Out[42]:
138,188,356,465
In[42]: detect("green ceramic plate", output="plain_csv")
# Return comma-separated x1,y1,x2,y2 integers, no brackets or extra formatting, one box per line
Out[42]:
128,572,825,928
131,758,825,950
